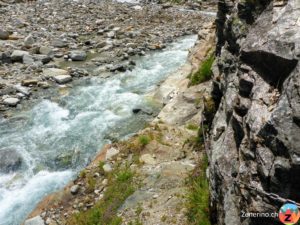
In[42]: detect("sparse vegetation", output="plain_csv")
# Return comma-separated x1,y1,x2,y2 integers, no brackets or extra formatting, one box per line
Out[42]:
186,123,199,131
190,53,215,86
186,154,210,225
67,166,135,225
138,135,151,146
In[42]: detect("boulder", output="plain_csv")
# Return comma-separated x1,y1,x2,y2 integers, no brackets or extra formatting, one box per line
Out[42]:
24,215,44,225
53,75,72,84
69,50,87,61
0,148,22,172
11,50,29,62
3,97,20,106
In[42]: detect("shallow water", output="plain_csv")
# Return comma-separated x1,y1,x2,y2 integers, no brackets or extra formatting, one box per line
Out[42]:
0,35,196,225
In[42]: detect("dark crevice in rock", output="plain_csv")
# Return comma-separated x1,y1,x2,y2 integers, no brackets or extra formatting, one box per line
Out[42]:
293,116,300,128
240,50,298,91
231,116,244,149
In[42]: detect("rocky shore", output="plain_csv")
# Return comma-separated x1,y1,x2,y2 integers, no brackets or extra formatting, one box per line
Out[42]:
24,19,215,225
0,0,215,117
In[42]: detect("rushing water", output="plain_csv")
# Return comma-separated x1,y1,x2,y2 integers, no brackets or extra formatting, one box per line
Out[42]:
0,35,196,225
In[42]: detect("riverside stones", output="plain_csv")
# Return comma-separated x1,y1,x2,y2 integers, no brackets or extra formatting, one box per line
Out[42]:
43,68,68,77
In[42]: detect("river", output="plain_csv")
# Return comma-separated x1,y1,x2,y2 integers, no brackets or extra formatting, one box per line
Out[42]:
0,35,196,225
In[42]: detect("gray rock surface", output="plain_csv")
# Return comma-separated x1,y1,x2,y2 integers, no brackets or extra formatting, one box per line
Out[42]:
208,0,300,224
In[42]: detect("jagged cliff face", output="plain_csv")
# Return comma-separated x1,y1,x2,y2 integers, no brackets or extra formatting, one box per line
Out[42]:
209,0,300,224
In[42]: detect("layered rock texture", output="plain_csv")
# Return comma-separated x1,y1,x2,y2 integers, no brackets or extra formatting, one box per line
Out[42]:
209,0,300,224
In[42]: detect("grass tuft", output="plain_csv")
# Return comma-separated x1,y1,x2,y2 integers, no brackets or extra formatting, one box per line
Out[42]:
186,154,210,225
190,54,215,86
138,135,151,146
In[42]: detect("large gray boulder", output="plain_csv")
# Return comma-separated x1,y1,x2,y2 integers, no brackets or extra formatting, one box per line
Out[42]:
0,149,22,173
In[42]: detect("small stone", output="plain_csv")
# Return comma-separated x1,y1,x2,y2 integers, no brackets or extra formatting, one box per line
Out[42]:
24,34,34,47
3,97,20,106
53,75,72,84
70,185,80,195
102,179,108,186
24,215,45,225
52,39,68,48
22,79,38,87
103,163,112,172
107,31,115,38
153,194,159,199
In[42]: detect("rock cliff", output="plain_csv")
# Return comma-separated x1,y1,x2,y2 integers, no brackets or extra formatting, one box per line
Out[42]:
208,0,300,224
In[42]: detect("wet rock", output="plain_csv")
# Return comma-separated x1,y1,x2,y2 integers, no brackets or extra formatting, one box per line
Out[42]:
3,97,20,106
70,185,80,195
11,50,29,62
24,215,45,225
0,148,22,173
53,75,72,84
0,29,9,40
69,50,87,61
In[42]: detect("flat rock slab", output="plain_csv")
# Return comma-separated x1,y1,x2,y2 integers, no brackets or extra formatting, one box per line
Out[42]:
53,75,72,84
43,68,69,77
24,215,44,225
